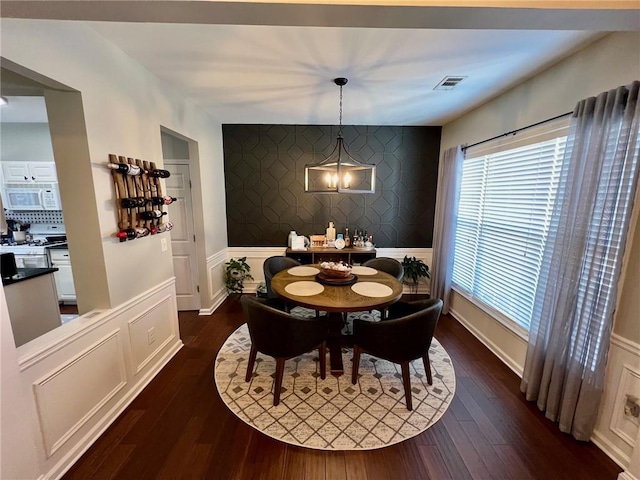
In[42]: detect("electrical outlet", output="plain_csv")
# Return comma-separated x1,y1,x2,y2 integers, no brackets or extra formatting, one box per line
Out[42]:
147,327,155,345
161,238,168,252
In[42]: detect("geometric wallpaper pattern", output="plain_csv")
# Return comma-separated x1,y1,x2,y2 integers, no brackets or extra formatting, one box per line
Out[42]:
223,124,441,248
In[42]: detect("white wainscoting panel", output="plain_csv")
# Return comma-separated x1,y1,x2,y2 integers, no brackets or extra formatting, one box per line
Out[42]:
33,330,126,457
201,249,228,315
224,247,432,295
127,295,176,374
227,247,288,292
594,334,640,468
611,364,640,447
15,278,182,480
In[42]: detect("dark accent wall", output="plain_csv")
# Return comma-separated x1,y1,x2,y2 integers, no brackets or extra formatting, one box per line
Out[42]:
223,124,441,248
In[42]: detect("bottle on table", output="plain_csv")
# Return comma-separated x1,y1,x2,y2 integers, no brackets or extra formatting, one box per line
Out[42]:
288,231,297,248
326,222,336,248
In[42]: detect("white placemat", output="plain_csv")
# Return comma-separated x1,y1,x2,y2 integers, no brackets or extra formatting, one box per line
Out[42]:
284,281,325,296
288,266,320,276
351,282,393,298
351,266,378,276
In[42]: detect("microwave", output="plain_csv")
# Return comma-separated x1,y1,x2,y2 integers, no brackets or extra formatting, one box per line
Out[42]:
2,185,61,211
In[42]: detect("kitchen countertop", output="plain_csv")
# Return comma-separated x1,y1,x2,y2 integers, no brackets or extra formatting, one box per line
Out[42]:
2,267,59,286
46,242,69,250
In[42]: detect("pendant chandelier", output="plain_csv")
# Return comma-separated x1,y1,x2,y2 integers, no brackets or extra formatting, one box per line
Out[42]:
304,78,376,194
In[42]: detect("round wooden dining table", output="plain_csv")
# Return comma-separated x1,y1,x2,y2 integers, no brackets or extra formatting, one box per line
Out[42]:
271,264,403,376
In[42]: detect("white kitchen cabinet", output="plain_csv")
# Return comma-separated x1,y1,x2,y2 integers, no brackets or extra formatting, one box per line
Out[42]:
49,248,76,304
1,161,58,183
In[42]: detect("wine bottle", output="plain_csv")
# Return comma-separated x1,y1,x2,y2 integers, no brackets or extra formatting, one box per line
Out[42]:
120,197,146,208
135,227,150,238
148,196,178,206
116,228,136,241
107,163,142,175
157,222,174,233
139,210,167,220
147,169,171,178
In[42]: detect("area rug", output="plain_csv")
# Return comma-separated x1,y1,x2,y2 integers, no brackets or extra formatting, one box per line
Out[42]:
214,323,456,450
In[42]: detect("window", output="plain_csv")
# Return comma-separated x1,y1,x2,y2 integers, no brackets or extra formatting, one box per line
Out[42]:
452,119,570,332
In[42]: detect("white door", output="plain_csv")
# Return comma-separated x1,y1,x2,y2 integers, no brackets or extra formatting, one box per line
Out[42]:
165,163,200,311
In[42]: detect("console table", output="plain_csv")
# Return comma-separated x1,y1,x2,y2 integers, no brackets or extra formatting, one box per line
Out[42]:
285,247,376,265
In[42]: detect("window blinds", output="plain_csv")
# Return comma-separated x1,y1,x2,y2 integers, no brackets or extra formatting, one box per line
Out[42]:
452,119,569,330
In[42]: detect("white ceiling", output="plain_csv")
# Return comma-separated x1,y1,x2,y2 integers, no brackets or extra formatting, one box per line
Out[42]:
88,23,599,125
1,1,638,125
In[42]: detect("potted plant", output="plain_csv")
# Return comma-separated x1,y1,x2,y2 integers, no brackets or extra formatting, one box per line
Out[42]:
401,256,430,294
256,281,268,298
225,256,254,295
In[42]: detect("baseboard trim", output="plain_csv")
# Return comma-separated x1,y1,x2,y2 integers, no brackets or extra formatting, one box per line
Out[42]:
449,306,524,378
618,471,639,480
199,287,228,316
48,340,183,480
592,429,631,469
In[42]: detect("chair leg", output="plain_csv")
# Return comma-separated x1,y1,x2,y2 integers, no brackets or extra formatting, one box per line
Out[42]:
245,344,258,382
319,342,327,380
351,345,361,385
401,361,413,411
423,354,433,385
273,358,286,406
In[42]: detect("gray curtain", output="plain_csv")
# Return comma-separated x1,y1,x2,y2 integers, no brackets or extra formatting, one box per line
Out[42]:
521,82,640,440
431,145,464,314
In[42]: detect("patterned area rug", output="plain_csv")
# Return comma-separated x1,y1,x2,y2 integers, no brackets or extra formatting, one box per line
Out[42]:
214,321,456,450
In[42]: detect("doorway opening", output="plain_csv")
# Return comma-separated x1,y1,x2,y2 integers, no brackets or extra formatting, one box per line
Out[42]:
161,129,202,311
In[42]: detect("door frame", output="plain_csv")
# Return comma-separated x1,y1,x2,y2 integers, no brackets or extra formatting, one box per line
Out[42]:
165,159,201,311
161,126,208,312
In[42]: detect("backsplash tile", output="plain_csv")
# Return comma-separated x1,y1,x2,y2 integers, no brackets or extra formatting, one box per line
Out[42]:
4,210,64,225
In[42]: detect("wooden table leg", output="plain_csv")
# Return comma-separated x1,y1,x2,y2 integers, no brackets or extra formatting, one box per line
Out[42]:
327,312,345,376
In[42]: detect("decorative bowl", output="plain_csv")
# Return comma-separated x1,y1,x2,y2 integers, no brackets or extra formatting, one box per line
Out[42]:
319,262,352,278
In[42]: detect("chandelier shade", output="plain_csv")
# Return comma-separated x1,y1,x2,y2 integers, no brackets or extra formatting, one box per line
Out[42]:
304,78,376,194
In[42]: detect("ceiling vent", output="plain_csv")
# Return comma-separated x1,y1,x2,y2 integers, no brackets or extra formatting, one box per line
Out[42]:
434,76,467,91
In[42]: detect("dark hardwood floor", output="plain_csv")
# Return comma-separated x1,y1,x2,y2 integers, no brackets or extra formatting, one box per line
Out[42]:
59,304,79,315
63,296,621,480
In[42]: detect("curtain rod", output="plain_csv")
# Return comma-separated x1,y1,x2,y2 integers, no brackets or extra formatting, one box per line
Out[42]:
462,111,573,152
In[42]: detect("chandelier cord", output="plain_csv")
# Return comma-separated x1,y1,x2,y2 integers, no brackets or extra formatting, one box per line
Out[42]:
338,83,343,136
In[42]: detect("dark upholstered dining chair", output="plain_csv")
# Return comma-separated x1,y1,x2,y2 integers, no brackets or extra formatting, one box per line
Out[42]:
241,296,327,406
362,257,404,282
351,298,443,411
386,297,441,321
361,257,404,319
263,256,301,310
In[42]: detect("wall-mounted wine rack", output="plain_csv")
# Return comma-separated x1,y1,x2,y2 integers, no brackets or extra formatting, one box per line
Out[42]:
108,154,176,242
